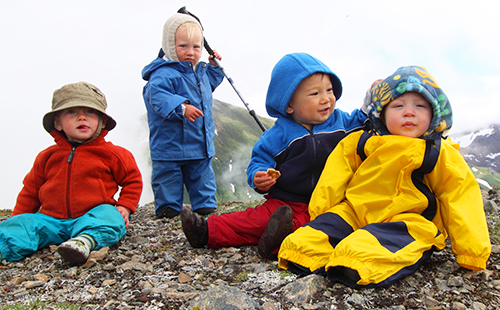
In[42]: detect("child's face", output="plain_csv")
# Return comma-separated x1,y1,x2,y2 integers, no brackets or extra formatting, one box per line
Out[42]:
286,73,336,130
382,92,432,138
175,25,202,65
54,107,105,141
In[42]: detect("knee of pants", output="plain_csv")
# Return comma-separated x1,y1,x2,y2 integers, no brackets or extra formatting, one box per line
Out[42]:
71,205,127,248
0,213,68,261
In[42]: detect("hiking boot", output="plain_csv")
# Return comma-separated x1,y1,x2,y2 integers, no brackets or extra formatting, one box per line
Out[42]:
181,207,208,248
156,207,180,219
57,235,95,264
258,205,293,259
194,207,216,216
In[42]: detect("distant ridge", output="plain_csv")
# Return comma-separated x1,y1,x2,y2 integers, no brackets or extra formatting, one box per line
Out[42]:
451,124,500,189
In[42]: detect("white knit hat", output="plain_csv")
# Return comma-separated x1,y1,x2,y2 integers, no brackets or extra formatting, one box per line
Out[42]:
162,13,203,61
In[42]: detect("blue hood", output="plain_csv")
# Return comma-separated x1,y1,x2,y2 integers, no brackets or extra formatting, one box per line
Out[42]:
142,56,173,81
265,53,342,118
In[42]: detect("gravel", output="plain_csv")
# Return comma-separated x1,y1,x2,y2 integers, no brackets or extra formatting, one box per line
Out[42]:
1,191,500,310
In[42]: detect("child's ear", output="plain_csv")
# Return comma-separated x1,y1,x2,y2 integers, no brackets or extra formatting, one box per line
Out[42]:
102,114,108,129
53,115,63,131
286,104,294,115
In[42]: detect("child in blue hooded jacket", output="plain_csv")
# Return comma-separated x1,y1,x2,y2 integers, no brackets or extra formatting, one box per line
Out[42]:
142,13,224,218
181,53,369,258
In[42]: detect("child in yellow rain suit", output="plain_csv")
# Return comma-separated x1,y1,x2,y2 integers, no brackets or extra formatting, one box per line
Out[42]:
278,65,491,288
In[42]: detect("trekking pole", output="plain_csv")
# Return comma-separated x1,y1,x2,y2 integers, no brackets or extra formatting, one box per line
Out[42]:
177,6,267,132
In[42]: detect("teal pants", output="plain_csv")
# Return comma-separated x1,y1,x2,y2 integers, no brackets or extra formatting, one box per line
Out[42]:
0,204,126,262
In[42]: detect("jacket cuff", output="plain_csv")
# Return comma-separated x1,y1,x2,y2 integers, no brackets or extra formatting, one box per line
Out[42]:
456,254,487,271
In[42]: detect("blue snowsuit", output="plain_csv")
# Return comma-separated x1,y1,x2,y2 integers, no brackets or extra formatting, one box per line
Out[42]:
142,50,224,214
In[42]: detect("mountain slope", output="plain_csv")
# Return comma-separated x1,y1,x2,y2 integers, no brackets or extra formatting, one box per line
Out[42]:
451,124,500,190
211,99,275,202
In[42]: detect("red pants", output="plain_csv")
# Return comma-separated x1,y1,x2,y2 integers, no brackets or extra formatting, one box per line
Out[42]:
207,195,310,250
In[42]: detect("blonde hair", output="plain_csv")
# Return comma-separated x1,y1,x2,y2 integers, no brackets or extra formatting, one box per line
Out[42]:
178,22,202,42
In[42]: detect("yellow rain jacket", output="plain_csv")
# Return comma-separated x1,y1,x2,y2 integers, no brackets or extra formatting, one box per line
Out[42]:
278,130,491,287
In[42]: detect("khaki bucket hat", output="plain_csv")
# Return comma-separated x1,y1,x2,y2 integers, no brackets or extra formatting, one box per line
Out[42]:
43,82,117,133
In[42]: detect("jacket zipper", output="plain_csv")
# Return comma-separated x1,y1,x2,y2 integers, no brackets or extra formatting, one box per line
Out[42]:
309,130,318,191
66,147,75,218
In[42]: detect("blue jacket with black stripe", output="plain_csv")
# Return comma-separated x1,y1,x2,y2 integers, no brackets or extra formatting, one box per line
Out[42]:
247,53,368,203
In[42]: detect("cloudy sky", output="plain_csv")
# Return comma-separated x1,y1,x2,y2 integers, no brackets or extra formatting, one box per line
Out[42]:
1,0,499,209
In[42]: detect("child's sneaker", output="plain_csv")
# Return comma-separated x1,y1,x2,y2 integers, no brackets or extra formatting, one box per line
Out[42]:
258,205,293,259
57,234,96,264
181,207,208,248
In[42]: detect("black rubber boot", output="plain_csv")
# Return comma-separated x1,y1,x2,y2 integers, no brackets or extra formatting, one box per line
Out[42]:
258,205,293,259
181,207,208,248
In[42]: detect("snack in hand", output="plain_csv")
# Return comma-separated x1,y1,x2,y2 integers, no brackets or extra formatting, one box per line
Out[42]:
266,168,281,180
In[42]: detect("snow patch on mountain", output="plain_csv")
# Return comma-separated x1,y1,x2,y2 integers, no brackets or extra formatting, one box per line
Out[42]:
477,178,493,189
486,153,500,160
451,128,494,148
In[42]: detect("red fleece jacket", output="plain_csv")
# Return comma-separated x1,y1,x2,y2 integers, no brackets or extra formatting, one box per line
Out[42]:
12,130,143,219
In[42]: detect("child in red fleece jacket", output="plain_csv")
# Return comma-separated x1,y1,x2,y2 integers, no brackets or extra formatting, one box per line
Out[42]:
0,82,142,264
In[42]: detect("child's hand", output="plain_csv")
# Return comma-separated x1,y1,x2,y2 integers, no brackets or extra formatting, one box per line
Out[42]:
209,50,222,66
116,206,131,228
184,104,204,122
254,170,276,192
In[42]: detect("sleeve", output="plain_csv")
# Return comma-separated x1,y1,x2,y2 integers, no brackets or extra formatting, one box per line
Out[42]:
206,65,225,91
308,132,361,220
112,148,143,214
246,130,277,192
427,141,491,270
11,154,46,216
144,69,187,120
334,109,369,133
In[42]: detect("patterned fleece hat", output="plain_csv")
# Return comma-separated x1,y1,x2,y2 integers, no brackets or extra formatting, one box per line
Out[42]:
367,66,452,139
43,82,116,133
162,13,203,62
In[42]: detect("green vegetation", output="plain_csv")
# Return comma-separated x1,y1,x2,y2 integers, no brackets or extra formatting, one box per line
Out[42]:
470,166,500,190
0,209,11,216
279,269,295,280
233,271,249,282
0,300,79,310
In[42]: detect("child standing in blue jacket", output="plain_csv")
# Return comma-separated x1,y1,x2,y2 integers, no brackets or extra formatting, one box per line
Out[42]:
181,53,369,258
142,13,224,218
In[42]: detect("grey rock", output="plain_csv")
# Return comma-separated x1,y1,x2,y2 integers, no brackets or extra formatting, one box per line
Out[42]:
282,274,328,304
190,285,262,310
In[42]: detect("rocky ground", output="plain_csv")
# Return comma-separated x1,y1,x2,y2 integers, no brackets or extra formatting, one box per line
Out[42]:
1,190,500,310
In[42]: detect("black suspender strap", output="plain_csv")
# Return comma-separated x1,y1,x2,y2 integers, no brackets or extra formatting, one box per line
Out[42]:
356,131,373,162
413,139,441,221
